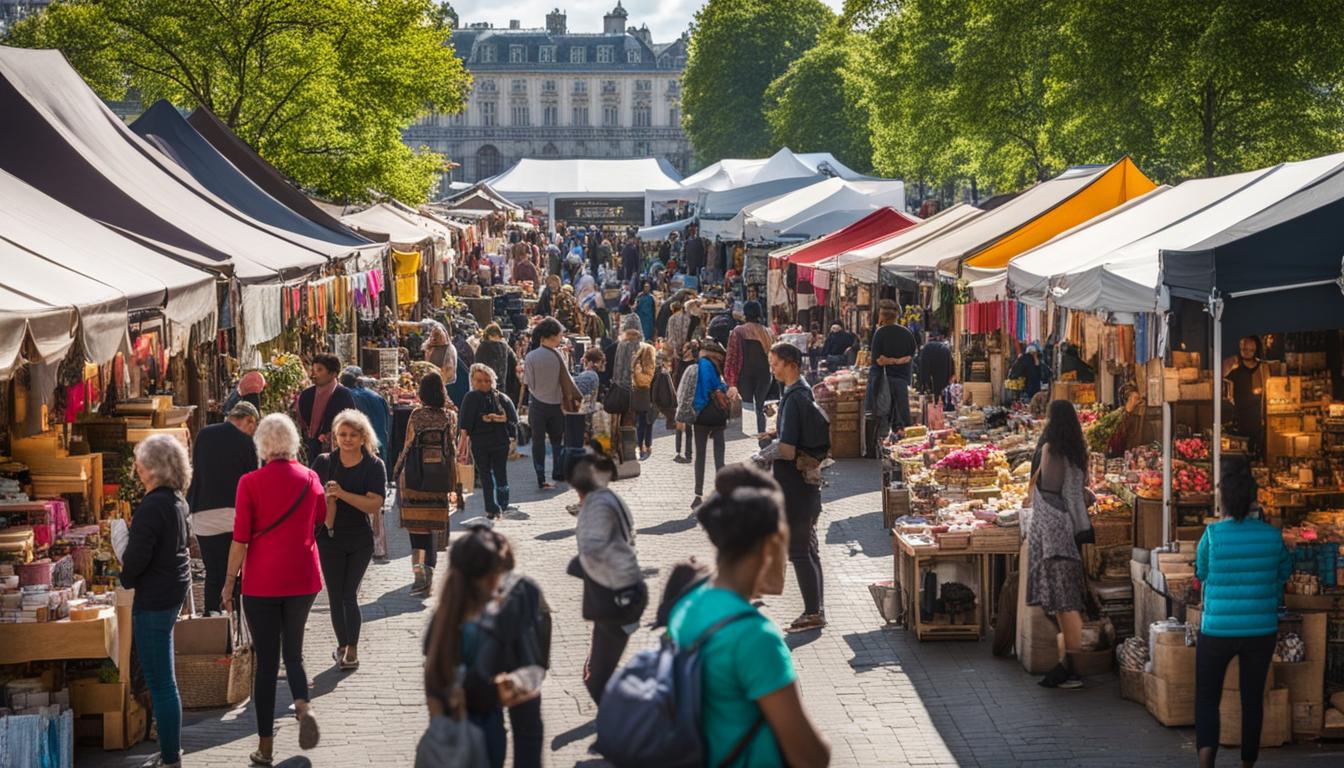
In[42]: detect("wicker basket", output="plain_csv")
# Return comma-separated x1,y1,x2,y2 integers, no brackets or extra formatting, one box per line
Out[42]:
1119,668,1145,704
178,654,234,709
1092,517,1133,549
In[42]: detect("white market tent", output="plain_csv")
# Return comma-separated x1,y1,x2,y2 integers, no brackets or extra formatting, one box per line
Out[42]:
1049,153,1344,313
777,208,883,241
697,176,826,239
812,203,984,282
341,203,446,249
678,147,821,193
0,284,79,380
739,178,906,242
486,157,682,229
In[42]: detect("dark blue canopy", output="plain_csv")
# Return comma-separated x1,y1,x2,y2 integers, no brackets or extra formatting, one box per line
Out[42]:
131,100,369,247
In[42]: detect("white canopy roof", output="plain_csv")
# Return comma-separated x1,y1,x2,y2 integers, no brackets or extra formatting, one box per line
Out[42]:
0,169,217,335
486,157,683,202
679,147,819,192
884,166,1107,275
740,178,906,242
1052,153,1344,313
341,204,444,249
777,209,876,241
812,203,983,281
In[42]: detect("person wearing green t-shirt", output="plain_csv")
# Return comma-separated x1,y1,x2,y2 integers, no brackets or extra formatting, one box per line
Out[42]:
668,467,830,768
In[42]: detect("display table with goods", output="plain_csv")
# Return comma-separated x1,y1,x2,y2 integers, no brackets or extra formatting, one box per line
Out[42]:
811,368,867,459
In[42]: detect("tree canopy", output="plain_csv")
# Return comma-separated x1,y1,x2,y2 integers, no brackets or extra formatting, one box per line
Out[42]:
8,0,471,204
681,0,834,168
763,24,874,175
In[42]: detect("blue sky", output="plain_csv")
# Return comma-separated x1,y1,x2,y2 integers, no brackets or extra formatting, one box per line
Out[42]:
450,1,847,43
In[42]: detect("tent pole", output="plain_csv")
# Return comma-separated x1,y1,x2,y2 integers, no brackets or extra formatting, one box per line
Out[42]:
1210,292,1224,517
1162,400,1172,548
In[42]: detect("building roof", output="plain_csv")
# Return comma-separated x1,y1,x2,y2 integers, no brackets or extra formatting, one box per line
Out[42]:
450,26,685,71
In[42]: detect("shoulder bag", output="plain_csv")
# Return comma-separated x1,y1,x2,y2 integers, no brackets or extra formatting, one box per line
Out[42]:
566,496,647,624
694,387,730,428
603,381,631,415
546,347,583,413
250,481,311,542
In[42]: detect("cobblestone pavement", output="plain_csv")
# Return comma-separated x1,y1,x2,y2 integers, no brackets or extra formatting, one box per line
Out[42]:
83,423,1344,767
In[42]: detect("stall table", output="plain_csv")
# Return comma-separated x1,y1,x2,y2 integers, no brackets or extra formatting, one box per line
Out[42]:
894,530,1019,641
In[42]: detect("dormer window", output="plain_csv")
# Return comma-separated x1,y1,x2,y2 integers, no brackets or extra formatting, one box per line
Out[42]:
510,45,525,63
539,45,556,63
627,49,641,64
481,45,497,63
570,47,586,64
597,46,614,64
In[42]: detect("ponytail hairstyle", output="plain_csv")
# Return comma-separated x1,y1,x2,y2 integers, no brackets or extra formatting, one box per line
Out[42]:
696,485,785,563
423,527,514,705
567,441,619,494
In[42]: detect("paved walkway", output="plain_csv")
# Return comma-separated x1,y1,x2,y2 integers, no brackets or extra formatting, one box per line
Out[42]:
84,423,1343,767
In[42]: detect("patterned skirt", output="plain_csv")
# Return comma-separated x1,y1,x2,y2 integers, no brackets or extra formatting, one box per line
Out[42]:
1026,492,1087,615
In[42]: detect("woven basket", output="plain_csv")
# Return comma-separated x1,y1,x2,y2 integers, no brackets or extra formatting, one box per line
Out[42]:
1119,668,1145,704
178,654,233,709
1092,517,1132,549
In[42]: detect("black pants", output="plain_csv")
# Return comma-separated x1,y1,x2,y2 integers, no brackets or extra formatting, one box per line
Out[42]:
409,532,437,569
473,443,511,515
528,400,565,484
243,593,316,738
584,620,630,705
740,374,773,435
1196,632,1276,762
692,424,725,496
195,531,237,615
776,464,823,615
675,426,693,458
317,529,374,647
508,695,544,768
888,375,911,432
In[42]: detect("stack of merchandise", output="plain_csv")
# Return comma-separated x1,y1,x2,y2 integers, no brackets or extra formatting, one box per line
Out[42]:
1,676,76,767
1143,619,1196,726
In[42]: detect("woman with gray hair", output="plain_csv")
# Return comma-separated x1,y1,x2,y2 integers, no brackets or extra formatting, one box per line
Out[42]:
460,363,519,520
119,434,192,768
223,414,327,765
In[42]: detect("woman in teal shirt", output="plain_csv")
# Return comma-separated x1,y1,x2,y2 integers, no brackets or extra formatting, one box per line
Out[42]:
668,467,830,767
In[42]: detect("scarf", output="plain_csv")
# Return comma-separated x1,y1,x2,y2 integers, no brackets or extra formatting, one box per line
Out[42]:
308,379,338,438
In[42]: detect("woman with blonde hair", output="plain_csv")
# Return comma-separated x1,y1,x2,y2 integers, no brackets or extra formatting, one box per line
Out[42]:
119,434,193,768
313,408,386,670
224,414,327,764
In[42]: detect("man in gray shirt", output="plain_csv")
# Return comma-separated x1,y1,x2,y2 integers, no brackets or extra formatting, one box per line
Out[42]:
524,317,569,489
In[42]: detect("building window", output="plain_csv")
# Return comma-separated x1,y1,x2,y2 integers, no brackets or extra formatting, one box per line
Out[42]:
512,105,530,126
597,46,614,64
510,45,525,63
602,104,619,127
542,142,560,157
572,79,587,94
669,105,679,127
635,79,651,93
572,105,589,126
480,101,497,127
543,79,557,93
511,79,526,93
634,140,650,156
477,79,497,93
539,45,556,64
658,54,670,68
476,145,502,179
667,79,679,95
570,47,586,64
601,79,617,94
543,105,559,126
628,49,641,64
633,105,651,127
481,45,497,63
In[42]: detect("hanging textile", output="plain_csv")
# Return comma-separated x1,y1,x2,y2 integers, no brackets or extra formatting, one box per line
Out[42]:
240,283,284,349
393,249,422,306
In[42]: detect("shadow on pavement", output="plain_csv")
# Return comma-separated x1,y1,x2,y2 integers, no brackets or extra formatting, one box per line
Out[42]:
534,528,576,541
638,516,699,536
551,719,596,751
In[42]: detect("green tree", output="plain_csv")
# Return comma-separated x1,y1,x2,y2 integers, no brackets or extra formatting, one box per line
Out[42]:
681,0,834,167
9,0,470,203
763,24,874,174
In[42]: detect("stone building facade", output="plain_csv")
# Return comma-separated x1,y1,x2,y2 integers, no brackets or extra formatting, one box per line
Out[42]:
404,4,691,188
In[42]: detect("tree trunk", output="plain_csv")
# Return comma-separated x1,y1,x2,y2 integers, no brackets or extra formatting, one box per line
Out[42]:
1200,79,1217,177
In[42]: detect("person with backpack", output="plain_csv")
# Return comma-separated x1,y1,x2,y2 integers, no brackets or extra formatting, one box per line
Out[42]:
393,372,459,598
568,446,645,704
459,364,520,521
523,317,577,489
767,342,830,634
222,414,328,765
725,301,776,438
595,470,830,768
676,339,736,509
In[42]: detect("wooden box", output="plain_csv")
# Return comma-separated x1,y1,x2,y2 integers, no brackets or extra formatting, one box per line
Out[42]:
1145,672,1195,726
1219,686,1290,748
361,346,401,379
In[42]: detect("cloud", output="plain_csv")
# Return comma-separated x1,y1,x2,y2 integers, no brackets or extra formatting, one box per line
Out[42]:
450,0,844,43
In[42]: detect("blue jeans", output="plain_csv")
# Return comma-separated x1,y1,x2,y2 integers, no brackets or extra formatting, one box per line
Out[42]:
473,444,510,515
133,604,184,764
636,411,654,449
469,706,507,768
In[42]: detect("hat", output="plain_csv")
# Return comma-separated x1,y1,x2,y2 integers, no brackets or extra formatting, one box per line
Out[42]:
238,370,266,395
339,365,363,387
227,401,260,421
743,300,762,322
621,314,643,333
699,339,726,356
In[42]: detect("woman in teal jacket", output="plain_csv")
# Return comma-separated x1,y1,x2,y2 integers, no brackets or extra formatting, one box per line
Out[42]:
1193,455,1291,768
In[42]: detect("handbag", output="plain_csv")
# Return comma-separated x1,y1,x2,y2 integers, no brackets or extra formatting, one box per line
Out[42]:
225,608,254,705
415,714,489,768
547,347,583,413
651,369,677,411
603,382,631,414
630,384,653,413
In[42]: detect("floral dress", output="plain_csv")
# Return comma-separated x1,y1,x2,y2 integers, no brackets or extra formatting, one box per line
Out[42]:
1026,453,1089,615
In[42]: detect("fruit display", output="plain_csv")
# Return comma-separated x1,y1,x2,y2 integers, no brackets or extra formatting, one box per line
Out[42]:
1174,437,1210,461
1084,407,1125,454
935,445,1004,471
1136,470,1163,498
1092,494,1130,517
1173,461,1212,495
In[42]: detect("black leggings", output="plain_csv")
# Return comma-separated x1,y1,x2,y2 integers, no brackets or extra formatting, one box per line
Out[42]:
584,620,631,704
508,695,544,768
692,424,725,496
528,400,565,484
243,593,317,738
317,529,374,647
195,531,237,615
675,426,693,458
1195,632,1275,763
409,532,437,570
740,374,773,435
778,467,823,615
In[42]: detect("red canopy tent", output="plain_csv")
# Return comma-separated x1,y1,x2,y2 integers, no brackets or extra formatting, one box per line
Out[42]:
775,207,920,266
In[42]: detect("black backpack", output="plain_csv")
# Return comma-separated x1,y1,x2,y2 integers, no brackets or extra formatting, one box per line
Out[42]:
406,427,455,493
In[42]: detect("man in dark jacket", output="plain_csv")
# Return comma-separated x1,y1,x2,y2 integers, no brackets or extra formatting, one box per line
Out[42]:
619,237,641,284
682,225,706,279
186,401,259,613
917,333,955,405
297,353,357,466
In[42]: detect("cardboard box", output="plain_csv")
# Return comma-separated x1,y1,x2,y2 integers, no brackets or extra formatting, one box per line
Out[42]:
1293,700,1324,736
70,679,126,716
1219,686,1291,748
173,615,229,655
1152,643,1196,684
1145,672,1195,726
1276,659,1325,735
1171,351,1201,369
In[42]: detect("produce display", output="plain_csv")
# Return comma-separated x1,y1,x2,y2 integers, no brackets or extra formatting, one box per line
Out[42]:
1172,461,1212,495
1084,407,1125,453
1174,437,1210,461
935,445,1001,471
